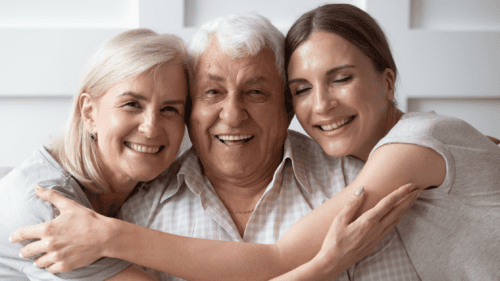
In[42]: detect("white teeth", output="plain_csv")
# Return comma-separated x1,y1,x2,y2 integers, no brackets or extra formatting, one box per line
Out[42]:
126,142,161,154
217,135,253,141
320,117,354,131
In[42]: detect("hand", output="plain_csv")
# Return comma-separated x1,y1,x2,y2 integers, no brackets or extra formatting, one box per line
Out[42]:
311,183,419,280
10,185,112,273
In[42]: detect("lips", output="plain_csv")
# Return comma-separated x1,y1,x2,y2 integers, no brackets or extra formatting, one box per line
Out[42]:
216,134,254,143
317,116,355,131
124,141,165,154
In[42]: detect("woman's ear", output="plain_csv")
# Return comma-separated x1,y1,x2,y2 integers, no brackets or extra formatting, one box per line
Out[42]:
383,68,396,102
79,93,97,133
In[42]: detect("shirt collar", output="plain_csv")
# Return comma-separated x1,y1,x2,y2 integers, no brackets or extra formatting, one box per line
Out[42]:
162,130,314,203
283,130,313,194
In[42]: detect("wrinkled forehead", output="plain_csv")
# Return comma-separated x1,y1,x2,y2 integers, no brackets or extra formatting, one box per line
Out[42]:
196,41,281,83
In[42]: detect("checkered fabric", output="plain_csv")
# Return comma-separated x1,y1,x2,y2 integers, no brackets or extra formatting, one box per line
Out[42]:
119,130,420,280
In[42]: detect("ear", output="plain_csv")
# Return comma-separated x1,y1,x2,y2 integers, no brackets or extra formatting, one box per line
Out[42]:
382,68,396,102
79,93,97,133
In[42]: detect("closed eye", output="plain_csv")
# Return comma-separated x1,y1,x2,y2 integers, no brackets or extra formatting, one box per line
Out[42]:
293,86,311,96
333,75,353,83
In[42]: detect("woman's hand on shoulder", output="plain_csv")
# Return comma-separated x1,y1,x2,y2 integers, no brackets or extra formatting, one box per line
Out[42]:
272,183,419,281
9,185,114,273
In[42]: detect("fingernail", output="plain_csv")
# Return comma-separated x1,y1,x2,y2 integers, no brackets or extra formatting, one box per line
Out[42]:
33,262,38,268
355,186,364,196
19,252,24,259
35,185,44,191
409,183,417,192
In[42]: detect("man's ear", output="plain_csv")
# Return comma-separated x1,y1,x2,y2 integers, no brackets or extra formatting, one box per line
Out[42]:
383,68,396,102
79,93,97,133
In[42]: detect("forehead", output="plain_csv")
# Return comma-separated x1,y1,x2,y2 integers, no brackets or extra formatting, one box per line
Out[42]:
195,41,281,85
288,31,368,74
105,62,187,99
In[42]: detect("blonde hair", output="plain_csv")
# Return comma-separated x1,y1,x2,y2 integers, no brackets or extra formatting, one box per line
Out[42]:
51,29,188,193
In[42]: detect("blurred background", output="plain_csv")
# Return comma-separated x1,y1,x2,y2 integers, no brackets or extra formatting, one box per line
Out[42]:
1,0,499,167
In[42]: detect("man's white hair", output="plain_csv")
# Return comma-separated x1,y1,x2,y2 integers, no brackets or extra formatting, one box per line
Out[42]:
188,13,286,85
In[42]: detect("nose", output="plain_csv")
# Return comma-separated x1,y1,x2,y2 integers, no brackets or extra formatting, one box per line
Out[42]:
138,109,161,138
219,92,249,127
312,85,338,114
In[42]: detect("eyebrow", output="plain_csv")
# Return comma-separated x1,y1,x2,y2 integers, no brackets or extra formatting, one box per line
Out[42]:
245,76,267,85
288,64,355,85
206,74,268,86
207,74,224,82
119,91,186,105
119,91,147,100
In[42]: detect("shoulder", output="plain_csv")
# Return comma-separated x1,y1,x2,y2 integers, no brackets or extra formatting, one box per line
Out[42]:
0,147,88,231
386,112,495,148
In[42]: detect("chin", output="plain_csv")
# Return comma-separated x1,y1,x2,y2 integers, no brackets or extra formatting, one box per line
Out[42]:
130,168,164,182
321,142,351,158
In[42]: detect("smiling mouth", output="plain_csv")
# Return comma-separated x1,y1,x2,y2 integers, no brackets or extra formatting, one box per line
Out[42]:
124,142,165,154
216,134,254,144
317,116,355,131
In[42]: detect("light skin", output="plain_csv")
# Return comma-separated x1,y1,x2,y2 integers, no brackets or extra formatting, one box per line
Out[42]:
10,42,419,280
19,62,188,280
189,40,290,236
79,63,187,216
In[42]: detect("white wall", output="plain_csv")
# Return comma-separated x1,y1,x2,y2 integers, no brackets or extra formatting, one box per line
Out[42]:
1,0,499,167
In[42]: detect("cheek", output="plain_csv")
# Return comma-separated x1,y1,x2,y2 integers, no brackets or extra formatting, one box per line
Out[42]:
293,98,312,124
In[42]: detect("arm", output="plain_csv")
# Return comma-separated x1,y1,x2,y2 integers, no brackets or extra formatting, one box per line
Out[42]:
274,143,445,264
12,143,435,280
271,183,419,281
12,183,416,281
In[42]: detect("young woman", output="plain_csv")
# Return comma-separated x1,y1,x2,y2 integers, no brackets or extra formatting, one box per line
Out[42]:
284,4,500,280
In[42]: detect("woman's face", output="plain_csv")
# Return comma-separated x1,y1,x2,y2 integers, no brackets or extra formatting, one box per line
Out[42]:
89,62,187,190
287,31,395,161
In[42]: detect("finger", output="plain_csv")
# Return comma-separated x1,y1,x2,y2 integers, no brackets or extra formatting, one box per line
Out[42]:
337,186,366,225
364,183,415,221
34,185,75,211
46,262,69,274
10,223,47,244
380,188,419,227
20,238,52,259
34,251,59,269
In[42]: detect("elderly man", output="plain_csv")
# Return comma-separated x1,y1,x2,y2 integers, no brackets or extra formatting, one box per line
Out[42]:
10,14,418,281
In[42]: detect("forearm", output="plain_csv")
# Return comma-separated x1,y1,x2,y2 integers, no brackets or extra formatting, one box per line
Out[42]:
105,218,286,281
271,254,344,281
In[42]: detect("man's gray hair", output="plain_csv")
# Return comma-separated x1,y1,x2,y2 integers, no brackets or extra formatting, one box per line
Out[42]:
188,13,286,85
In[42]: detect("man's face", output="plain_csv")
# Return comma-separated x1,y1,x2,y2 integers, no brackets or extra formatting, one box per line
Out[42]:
189,41,289,183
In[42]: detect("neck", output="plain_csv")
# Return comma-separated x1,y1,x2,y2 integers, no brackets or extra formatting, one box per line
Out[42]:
87,165,138,217
203,152,282,237
211,181,267,238
83,188,133,217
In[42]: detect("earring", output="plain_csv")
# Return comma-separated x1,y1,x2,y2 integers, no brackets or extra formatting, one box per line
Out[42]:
90,132,97,141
